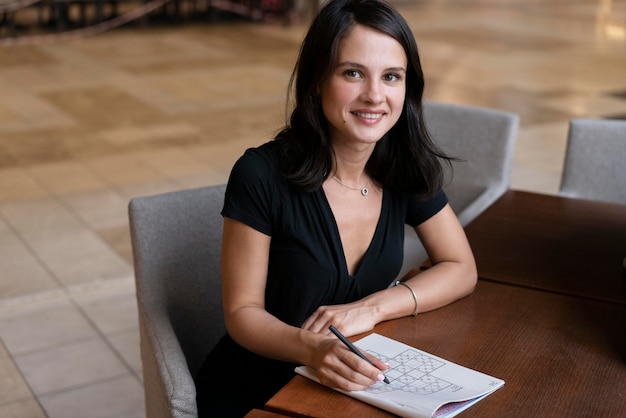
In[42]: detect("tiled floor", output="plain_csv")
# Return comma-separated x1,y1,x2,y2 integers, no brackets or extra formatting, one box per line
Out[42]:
1,0,625,416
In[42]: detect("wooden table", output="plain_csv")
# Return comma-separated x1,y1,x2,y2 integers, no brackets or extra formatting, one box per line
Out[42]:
245,409,291,417
464,190,626,304
266,281,626,417
265,191,626,417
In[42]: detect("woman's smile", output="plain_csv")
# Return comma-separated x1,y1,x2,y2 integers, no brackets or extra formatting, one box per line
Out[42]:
351,111,385,122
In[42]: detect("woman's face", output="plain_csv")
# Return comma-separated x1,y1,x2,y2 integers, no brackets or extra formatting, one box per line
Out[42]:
320,24,407,148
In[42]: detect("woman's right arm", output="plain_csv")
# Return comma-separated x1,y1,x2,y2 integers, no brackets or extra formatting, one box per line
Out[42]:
220,217,386,390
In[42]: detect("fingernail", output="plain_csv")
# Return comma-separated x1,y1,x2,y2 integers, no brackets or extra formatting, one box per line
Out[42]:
377,374,385,382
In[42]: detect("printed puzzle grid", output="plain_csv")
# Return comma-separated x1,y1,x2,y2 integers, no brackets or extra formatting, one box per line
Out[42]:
365,348,461,395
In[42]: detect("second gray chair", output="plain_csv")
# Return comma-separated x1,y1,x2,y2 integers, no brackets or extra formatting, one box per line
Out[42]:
399,101,519,279
559,118,626,205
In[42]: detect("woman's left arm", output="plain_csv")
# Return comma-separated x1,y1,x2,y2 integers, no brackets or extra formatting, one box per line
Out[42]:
302,204,477,336
397,203,477,312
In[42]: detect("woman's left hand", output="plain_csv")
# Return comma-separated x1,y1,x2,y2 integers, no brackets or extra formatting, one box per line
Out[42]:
301,302,379,337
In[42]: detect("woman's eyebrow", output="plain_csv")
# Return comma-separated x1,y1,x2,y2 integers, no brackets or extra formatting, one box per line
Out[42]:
336,61,407,73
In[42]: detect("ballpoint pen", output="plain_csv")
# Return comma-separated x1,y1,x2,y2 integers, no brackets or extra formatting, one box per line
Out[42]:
329,324,390,384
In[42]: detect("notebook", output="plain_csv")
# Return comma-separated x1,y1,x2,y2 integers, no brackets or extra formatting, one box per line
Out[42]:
295,333,504,418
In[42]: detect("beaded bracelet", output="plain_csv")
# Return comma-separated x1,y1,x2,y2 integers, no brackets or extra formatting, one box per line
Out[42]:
395,280,418,317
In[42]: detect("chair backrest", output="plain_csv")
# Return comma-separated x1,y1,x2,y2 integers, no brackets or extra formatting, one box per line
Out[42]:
423,100,519,225
129,184,227,377
399,101,519,279
559,119,626,205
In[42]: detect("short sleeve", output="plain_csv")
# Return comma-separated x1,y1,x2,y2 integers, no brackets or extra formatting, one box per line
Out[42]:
405,189,448,227
221,146,278,236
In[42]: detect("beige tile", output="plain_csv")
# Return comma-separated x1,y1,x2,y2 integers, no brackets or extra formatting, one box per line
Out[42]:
0,47,58,68
0,82,76,134
117,178,183,200
0,127,116,165
33,237,128,285
182,102,284,142
416,25,574,54
40,86,165,129
108,72,192,116
38,374,145,418
74,30,228,68
0,65,93,95
537,92,626,118
507,49,626,93
511,122,569,194
0,42,117,93
0,196,80,238
0,130,64,165
0,103,19,125
26,161,108,195
0,398,46,418
148,64,289,107
24,223,115,263
43,248,132,287
425,83,578,126
72,279,139,335
14,337,129,395
60,188,130,230
174,168,230,189
0,147,17,170
0,261,60,300
511,164,562,195
97,224,134,264
188,139,262,171
1,198,132,285
0,168,47,202
99,122,202,147
0,219,33,265
34,43,121,89
130,147,211,179
0,340,34,404
0,298,97,354
107,329,142,374
81,153,161,187
12,212,107,261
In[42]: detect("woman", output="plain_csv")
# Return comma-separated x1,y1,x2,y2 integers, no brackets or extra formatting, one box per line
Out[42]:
195,0,477,415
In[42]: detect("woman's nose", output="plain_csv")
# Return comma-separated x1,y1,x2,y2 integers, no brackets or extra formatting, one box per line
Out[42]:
361,80,384,104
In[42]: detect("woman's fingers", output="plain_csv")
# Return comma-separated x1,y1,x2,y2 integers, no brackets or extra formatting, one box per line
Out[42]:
317,340,385,390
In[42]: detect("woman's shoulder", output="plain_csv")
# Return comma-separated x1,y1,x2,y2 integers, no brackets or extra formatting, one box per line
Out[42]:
238,140,281,165
231,140,282,178
403,189,449,226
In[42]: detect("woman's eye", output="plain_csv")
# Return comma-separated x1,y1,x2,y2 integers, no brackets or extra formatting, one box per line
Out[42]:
344,69,361,78
384,73,401,82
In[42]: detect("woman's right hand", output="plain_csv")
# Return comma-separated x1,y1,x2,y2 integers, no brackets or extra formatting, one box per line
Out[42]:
312,337,388,391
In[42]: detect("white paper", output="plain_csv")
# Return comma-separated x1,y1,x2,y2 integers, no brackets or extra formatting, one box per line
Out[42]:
295,333,504,418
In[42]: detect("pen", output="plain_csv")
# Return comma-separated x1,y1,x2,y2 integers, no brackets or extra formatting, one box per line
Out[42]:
329,325,390,384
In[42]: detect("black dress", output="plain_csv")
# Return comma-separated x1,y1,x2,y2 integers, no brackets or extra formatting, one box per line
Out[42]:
195,141,447,417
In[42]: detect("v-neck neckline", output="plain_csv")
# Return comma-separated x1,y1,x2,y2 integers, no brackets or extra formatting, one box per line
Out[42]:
318,187,386,278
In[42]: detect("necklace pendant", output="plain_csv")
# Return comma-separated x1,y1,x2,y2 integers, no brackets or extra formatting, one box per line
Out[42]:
331,175,369,196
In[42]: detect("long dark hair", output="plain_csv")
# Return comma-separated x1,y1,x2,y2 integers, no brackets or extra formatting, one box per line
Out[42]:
275,0,450,196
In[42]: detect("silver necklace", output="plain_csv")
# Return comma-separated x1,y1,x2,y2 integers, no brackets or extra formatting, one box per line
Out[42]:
332,175,369,196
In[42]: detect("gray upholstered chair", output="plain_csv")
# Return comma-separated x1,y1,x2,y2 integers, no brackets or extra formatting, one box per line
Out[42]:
129,184,227,418
399,101,520,279
559,118,626,205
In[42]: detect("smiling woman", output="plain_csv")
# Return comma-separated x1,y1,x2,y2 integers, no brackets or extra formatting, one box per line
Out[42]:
194,0,477,416
320,24,407,149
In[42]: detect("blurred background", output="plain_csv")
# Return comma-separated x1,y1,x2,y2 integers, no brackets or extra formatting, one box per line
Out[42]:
0,0,625,416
